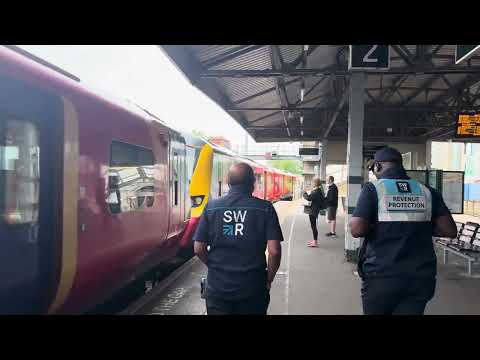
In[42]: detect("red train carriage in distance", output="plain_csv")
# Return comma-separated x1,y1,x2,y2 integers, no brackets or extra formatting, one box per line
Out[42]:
0,45,302,314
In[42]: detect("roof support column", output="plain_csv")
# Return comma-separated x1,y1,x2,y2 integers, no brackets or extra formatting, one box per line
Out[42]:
320,140,328,192
345,72,366,262
426,140,432,170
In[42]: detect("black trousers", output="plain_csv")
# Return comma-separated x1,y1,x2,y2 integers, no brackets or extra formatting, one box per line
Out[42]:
309,214,318,240
206,290,270,315
361,277,436,315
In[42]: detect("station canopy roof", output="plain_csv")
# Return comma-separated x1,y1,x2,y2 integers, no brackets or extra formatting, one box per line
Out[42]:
161,45,480,143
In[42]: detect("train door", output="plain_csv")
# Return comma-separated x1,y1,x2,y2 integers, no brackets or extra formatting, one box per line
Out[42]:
211,153,221,199
291,176,294,198
168,135,186,238
266,172,273,201
149,122,170,242
0,75,61,314
184,145,197,221
254,170,265,199
179,143,186,224
217,155,223,197
222,157,232,196
273,173,280,201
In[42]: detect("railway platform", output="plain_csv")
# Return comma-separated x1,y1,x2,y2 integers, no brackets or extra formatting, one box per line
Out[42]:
126,200,480,315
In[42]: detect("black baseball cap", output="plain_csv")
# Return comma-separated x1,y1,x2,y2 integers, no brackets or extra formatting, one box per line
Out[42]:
373,147,403,163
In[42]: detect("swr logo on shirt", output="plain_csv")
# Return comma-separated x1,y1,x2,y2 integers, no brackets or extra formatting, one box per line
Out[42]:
222,210,247,236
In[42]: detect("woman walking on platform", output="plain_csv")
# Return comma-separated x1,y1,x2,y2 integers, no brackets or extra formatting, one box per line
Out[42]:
303,178,326,248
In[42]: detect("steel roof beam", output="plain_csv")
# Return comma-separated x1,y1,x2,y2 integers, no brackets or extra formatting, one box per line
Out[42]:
429,73,480,105
399,75,444,105
202,45,266,69
368,86,447,91
391,45,415,68
379,74,409,104
233,77,303,105
248,125,449,130
396,47,453,106
201,67,480,78
295,75,328,105
230,106,474,112
365,89,379,104
428,45,444,60
269,45,292,137
322,89,349,139
247,93,333,125
380,46,436,105
421,121,457,138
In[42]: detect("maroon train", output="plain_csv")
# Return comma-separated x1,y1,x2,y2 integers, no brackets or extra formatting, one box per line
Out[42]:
0,46,301,314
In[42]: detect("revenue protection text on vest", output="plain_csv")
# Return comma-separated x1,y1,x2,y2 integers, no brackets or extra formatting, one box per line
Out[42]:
385,195,427,211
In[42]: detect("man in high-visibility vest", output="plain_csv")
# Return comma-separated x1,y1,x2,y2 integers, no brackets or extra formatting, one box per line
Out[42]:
349,147,457,315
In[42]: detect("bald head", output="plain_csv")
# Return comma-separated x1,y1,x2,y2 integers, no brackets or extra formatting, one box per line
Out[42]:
228,162,255,188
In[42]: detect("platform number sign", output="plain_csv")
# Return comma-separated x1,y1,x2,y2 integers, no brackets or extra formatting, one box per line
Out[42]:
349,45,390,70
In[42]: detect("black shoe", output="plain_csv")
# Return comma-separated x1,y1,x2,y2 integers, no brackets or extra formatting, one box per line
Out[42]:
325,232,334,236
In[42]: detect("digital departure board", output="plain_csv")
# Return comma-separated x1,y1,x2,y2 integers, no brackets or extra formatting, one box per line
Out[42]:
299,147,319,156
455,113,480,138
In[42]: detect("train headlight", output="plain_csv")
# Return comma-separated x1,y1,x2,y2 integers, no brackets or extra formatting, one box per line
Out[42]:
191,195,205,208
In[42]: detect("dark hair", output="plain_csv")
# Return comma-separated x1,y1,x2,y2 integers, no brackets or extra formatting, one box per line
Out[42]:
328,176,334,182
227,162,255,187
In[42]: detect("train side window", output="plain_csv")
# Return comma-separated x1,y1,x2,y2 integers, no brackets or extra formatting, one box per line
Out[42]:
1,118,40,225
218,181,222,197
107,140,155,214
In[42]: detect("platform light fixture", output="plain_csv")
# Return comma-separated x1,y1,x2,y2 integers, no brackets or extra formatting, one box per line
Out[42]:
300,116,304,125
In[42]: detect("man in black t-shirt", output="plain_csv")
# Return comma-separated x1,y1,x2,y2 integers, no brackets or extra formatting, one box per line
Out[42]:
325,176,338,237
193,163,284,315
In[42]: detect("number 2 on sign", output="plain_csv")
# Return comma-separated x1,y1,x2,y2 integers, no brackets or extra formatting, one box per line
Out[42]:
363,45,379,63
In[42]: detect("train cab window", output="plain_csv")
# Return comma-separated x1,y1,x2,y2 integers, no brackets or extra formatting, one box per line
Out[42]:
1,119,40,225
107,140,155,214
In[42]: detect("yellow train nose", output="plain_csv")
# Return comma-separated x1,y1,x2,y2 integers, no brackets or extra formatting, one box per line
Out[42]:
189,144,213,218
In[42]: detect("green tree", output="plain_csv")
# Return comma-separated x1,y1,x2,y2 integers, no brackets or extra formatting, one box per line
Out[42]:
267,160,303,175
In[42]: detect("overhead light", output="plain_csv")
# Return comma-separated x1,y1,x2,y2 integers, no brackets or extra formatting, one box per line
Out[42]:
300,88,305,102
300,116,304,125
304,45,309,52
387,128,393,134
301,130,304,136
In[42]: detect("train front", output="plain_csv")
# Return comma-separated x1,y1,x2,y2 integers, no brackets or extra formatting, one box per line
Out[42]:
179,143,213,247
